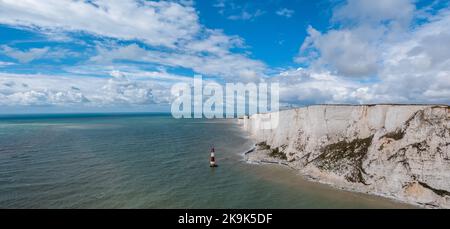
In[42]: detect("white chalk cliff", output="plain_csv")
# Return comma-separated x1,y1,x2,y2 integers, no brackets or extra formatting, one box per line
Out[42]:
240,105,450,208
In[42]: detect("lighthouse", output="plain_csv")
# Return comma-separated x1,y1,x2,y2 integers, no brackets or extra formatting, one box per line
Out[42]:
210,147,217,167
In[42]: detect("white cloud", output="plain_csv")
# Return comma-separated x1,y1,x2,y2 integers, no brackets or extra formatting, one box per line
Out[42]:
276,8,294,18
291,1,450,105
333,0,415,27
369,9,450,104
297,0,418,78
0,73,94,106
0,0,268,83
3,90,89,106
297,26,379,77
1,0,448,108
273,68,366,105
0,72,180,106
213,0,226,9
184,29,245,55
1,46,49,63
0,61,15,67
227,9,265,21
99,78,153,105
0,0,262,108
89,41,266,82
0,0,200,48
212,0,265,21
1,45,77,63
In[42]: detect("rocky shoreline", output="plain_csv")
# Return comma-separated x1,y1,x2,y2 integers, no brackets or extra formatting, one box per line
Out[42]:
240,105,450,208
243,143,423,208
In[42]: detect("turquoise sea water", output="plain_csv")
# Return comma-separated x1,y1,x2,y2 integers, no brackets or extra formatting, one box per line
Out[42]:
0,113,413,208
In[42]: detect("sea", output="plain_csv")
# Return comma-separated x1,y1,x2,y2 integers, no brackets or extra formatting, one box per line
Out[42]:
0,113,413,208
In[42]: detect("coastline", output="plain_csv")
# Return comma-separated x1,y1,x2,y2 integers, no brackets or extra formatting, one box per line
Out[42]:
242,143,422,208
237,104,450,209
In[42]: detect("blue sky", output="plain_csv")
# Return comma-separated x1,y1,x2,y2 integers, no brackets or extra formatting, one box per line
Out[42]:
0,0,449,113
196,0,332,67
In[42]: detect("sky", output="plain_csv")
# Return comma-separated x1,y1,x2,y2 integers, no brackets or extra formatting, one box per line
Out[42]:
0,0,449,113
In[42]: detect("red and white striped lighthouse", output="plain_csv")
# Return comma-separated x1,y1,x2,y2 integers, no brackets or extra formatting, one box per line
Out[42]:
210,147,217,167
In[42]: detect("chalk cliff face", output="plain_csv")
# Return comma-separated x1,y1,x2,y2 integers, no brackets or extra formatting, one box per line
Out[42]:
240,105,450,208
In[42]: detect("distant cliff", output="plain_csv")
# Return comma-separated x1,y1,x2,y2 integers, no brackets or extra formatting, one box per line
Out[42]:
240,105,450,208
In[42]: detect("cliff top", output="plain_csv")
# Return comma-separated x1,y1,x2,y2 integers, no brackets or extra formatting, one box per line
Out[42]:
279,104,449,110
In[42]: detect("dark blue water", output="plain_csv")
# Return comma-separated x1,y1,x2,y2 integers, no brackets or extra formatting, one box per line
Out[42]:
0,113,412,208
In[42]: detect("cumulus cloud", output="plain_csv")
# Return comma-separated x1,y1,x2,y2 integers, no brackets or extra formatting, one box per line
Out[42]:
0,0,200,48
296,0,418,78
369,9,450,104
297,26,379,77
333,0,415,27
0,0,448,109
1,45,77,63
185,29,245,55
0,74,92,106
90,41,266,82
292,0,450,105
3,90,89,106
1,46,49,63
272,68,365,105
0,72,178,106
0,0,267,83
99,78,153,105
